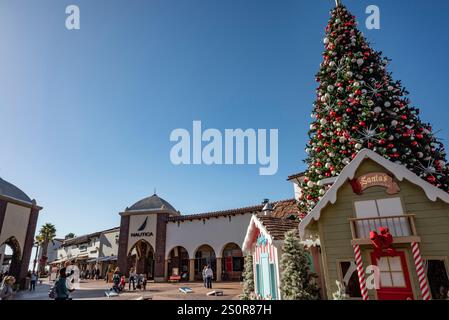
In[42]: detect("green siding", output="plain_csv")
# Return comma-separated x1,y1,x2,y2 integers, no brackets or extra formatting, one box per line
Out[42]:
311,159,449,300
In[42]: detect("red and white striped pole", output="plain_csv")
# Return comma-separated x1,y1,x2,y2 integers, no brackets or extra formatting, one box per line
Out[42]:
353,244,369,300
411,242,431,300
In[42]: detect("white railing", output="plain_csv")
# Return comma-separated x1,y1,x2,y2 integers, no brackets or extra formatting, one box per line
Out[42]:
349,214,417,240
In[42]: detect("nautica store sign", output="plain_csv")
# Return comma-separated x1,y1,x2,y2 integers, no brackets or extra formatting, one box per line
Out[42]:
130,217,154,238
127,215,158,251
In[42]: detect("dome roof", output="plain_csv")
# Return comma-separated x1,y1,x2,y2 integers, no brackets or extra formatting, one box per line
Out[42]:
0,177,32,203
126,194,177,213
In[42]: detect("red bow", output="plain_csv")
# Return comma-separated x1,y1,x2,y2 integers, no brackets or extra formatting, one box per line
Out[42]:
370,227,397,259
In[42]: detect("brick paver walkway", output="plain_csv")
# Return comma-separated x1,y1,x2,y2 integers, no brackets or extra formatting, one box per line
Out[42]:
13,279,243,300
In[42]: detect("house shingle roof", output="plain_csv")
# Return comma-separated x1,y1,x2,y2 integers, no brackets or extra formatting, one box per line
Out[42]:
257,216,299,240
270,199,300,219
255,199,300,240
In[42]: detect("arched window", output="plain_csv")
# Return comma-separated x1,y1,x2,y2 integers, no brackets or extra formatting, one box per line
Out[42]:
221,243,244,281
167,246,189,281
194,245,216,280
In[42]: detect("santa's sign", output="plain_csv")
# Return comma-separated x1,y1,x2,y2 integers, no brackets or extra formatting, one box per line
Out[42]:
350,172,400,195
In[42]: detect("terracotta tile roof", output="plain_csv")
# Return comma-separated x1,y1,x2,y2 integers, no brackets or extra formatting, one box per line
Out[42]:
257,216,299,240
255,199,300,240
271,199,300,219
167,199,299,222
62,227,119,246
167,203,265,222
287,171,306,181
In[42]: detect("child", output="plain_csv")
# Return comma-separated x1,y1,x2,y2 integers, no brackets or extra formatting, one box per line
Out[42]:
119,276,125,292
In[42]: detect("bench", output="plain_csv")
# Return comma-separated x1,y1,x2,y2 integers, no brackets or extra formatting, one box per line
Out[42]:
169,275,181,282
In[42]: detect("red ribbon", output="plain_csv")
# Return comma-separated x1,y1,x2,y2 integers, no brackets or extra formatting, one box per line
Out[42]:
370,227,397,259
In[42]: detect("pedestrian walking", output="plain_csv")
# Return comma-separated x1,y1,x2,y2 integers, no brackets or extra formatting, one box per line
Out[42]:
30,272,38,291
54,268,70,300
0,276,15,300
205,265,213,289
95,268,100,280
129,267,136,290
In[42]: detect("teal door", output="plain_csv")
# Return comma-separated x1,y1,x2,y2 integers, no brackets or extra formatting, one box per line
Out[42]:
260,253,271,298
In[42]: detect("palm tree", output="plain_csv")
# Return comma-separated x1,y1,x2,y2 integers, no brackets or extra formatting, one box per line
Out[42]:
65,233,76,240
36,223,57,275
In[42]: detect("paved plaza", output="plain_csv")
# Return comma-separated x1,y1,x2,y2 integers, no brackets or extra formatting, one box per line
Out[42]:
12,279,243,300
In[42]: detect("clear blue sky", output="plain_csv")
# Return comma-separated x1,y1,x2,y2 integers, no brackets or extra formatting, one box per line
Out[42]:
1,0,449,238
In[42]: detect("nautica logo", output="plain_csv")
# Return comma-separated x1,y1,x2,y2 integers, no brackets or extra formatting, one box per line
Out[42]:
138,217,148,231
131,217,153,238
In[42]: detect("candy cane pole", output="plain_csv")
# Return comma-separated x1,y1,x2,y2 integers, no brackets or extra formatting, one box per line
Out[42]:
411,242,431,300
353,244,369,300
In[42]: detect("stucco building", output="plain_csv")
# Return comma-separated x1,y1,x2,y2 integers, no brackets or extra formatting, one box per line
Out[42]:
0,177,42,288
50,227,120,279
116,193,261,282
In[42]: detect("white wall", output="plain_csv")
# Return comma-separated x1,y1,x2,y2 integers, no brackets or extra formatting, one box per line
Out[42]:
100,230,119,257
293,182,303,201
165,213,252,258
57,236,101,261
0,203,31,258
42,240,63,263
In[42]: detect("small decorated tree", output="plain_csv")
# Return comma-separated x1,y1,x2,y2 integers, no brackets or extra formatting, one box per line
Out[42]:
280,230,319,300
241,253,255,300
332,280,348,300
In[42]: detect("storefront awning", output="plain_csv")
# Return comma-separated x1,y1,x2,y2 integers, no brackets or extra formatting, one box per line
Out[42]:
98,256,117,262
50,258,67,265
86,258,98,263
75,255,89,261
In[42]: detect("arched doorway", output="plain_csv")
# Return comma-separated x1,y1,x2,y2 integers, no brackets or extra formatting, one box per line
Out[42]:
0,237,22,280
127,240,155,280
221,243,244,281
194,244,216,280
167,246,189,281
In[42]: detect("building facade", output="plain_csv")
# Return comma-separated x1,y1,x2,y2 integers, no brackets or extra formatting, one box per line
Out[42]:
116,194,264,282
51,227,120,279
38,239,64,267
0,177,42,288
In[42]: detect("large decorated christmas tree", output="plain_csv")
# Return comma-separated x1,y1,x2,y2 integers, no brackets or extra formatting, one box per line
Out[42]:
298,2,449,214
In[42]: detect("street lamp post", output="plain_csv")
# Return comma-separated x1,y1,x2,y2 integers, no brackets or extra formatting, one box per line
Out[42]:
32,241,39,275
